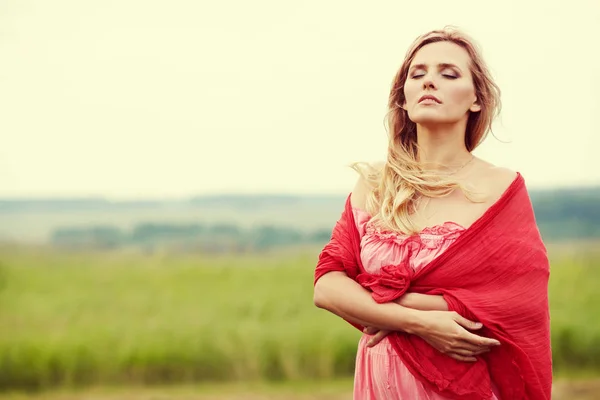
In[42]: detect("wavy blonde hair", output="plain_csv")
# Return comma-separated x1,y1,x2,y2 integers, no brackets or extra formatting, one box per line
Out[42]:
352,26,501,235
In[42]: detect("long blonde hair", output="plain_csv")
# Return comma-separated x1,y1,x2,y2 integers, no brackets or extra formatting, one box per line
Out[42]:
352,27,501,235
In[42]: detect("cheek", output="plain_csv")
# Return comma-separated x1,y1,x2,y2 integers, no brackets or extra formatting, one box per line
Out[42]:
447,82,476,105
403,80,420,103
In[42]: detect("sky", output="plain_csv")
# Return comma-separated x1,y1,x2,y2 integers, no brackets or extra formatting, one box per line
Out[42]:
1,0,599,199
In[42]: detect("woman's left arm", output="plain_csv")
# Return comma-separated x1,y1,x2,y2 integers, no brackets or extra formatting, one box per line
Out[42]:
364,293,450,347
395,292,449,311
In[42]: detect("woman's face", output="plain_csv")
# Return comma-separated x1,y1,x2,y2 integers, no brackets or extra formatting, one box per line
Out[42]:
403,41,481,126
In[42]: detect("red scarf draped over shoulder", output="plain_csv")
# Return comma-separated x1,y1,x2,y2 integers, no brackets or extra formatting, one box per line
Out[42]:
314,173,552,400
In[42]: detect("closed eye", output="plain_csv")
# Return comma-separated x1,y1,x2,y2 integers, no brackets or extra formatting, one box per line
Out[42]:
410,73,458,80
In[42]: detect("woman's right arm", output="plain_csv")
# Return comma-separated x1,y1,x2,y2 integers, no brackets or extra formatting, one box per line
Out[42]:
313,270,421,333
313,171,425,332
314,173,500,361
314,271,500,362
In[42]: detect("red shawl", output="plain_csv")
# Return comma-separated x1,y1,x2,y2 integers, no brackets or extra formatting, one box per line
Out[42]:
314,173,552,400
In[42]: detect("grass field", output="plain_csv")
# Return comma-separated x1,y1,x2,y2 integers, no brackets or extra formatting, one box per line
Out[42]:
0,380,354,400
0,243,599,396
0,379,598,400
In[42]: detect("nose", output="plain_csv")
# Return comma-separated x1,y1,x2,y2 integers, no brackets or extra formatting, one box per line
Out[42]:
422,75,437,90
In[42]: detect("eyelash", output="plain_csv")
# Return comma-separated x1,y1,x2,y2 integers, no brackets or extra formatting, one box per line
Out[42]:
411,73,458,80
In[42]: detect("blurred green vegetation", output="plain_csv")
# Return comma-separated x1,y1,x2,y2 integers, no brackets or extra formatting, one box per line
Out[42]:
0,244,598,392
49,223,332,252
25,186,599,251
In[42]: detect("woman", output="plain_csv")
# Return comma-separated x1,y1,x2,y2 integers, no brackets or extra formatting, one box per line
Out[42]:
313,27,552,400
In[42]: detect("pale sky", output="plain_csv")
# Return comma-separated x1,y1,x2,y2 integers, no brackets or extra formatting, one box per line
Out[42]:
1,0,599,199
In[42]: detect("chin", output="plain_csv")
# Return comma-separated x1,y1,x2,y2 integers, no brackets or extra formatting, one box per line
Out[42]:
408,113,451,125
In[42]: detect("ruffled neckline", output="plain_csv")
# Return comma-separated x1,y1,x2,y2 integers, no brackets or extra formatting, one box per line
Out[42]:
352,206,466,248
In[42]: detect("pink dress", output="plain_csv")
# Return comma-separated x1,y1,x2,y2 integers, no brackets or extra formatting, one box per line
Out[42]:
352,207,500,400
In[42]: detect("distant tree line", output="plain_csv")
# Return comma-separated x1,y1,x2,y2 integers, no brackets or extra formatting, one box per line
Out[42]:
529,187,600,240
50,222,333,253
48,188,600,252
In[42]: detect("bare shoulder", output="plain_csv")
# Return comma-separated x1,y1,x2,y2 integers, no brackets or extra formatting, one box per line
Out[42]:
488,166,518,194
350,161,385,210
471,159,518,201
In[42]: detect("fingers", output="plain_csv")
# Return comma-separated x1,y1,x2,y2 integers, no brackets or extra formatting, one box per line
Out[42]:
447,353,477,362
367,330,391,347
452,347,490,357
452,313,483,331
455,341,482,352
471,347,491,356
461,331,501,348
451,313,501,348
448,345,491,361
456,340,491,353
363,326,378,335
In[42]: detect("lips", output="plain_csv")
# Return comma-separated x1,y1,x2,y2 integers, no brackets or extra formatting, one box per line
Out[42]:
418,95,442,104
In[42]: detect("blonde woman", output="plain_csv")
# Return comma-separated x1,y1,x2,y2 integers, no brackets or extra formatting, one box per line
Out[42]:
314,27,552,400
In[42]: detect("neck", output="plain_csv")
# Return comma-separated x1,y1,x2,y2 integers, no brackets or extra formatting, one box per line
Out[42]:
415,122,471,168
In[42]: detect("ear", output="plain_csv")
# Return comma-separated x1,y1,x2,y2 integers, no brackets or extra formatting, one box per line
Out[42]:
470,99,481,113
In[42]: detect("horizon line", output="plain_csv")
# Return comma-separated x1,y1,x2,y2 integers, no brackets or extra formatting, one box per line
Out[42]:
0,182,599,202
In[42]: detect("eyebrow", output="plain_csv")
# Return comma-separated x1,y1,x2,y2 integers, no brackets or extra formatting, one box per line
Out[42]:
409,63,462,73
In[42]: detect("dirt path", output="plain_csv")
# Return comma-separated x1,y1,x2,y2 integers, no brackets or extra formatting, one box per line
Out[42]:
552,379,600,400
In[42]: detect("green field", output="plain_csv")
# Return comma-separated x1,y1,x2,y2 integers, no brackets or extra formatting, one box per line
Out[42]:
0,243,599,395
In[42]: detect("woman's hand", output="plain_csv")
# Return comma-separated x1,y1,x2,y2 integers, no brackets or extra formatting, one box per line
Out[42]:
412,310,500,362
363,310,500,362
363,326,391,347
